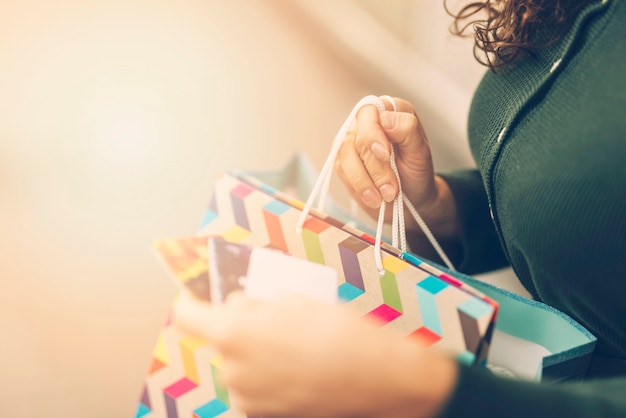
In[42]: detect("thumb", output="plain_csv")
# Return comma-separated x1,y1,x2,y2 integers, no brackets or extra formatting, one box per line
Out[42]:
379,111,430,156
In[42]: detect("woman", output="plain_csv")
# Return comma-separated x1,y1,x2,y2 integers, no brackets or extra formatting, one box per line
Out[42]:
175,0,626,416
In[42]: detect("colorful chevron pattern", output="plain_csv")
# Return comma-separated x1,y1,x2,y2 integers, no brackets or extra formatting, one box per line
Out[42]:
138,172,498,417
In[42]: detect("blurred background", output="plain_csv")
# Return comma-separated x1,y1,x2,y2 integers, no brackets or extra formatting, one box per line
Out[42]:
0,0,511,416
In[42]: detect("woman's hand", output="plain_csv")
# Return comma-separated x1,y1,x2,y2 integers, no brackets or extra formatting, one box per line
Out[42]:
335,98,459,238
173,290,457,418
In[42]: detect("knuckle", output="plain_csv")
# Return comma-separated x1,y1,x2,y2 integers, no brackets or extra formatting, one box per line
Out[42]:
363,159,393,186
355,130,386,163
353,132,372,158
393,112,418,134
345,170,371,193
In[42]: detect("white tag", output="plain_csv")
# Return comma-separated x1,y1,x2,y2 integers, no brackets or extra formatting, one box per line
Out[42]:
208,238,338,304
245,247,338,304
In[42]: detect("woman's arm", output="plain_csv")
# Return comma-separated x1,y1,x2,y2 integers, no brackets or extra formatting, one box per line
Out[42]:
440,363,626,418
173,290,458,418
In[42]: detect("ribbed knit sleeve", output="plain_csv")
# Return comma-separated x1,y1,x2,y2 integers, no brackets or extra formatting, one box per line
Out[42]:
435,169,509,275
438,364,626,418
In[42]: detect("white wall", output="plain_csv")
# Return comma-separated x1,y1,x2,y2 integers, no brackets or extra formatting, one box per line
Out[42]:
0,1,504,417
283,0,486,169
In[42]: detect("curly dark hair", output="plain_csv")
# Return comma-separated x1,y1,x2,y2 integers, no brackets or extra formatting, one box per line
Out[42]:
446,0,594,70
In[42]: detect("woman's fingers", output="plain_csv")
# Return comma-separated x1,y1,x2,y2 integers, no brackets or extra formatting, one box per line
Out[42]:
174,289,448,418
337,104,398,209
379,110,437,207
172,289,214,339
172,289,238,347
336,134,385,209
355,104,399,204
336,97,436,214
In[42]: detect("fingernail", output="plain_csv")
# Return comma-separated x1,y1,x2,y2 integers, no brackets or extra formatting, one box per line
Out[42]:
362,189,380,208
379,184,396,202
370,142,390,161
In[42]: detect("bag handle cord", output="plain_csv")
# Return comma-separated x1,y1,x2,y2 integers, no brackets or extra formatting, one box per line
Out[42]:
296,95,455,275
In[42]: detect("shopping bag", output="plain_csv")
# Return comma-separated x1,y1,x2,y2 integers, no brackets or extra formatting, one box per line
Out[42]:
251,153,597,383
136,166,499,418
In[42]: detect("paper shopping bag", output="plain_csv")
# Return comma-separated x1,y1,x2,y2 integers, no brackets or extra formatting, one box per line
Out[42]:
136,169,498,418
250,153,597,383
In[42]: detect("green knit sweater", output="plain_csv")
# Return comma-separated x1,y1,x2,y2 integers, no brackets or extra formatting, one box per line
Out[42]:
434,0,626,416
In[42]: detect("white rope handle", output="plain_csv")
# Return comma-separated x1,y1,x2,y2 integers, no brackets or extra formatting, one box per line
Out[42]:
296,96,455,275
